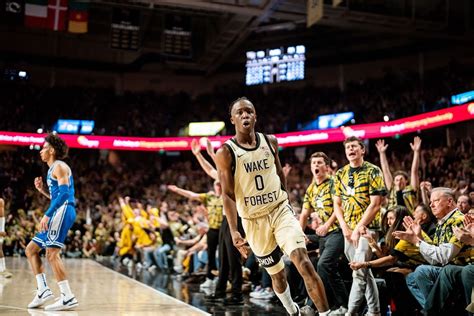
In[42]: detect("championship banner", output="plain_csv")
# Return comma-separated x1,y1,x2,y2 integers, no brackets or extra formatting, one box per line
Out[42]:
110,8,140,50
0,103,473,151
162,14,192,58
307,0,323,28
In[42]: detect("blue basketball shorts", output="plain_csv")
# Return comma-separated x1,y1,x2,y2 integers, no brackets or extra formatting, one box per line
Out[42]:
33,202,76,249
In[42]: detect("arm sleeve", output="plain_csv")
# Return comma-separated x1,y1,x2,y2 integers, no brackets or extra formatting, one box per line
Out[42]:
45,184,69,217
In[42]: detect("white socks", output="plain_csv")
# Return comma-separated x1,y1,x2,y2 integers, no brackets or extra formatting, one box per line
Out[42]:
36,273,48,291
35,275,74,299
0,257,5,272
0,217,5,232
58,280,73,297
274,283,297,314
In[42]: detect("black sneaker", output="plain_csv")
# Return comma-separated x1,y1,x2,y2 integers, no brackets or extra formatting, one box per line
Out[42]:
224,295,244,305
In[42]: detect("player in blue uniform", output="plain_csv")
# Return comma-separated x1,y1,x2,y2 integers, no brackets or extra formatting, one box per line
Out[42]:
25,133,79,311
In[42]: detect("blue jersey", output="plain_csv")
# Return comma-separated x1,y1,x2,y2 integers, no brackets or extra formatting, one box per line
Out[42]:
33,160,77,249
47,160,75,207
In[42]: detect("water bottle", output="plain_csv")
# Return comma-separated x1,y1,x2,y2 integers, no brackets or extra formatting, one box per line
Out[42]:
386,305,392,316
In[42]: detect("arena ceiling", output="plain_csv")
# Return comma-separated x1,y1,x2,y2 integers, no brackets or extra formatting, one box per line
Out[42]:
1,0,472,75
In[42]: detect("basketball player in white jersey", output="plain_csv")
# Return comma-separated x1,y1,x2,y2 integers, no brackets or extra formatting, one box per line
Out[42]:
215,97,330,315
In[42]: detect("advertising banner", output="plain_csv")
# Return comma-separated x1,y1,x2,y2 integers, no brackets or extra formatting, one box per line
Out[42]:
1,103,473,151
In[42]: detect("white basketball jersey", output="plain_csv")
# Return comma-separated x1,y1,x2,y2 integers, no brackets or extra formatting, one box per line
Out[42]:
225,133,288,219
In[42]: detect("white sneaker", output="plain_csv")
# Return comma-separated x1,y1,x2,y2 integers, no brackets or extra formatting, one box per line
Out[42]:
122,257,130,266
290,302,301,316
28,288,54,308
199,278,215,291
249,285,263,298
44,293,78,311
329,306,348,315
250,288,275,300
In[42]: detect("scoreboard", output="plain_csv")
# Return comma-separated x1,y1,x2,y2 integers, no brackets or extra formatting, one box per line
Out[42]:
245,45,305,86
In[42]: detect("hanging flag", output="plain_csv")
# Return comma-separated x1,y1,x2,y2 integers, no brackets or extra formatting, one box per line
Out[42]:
24,0,47,28
68,0,88,33
332,0,342,7
3,0,24,25
307,0,323,28
47,0,67,31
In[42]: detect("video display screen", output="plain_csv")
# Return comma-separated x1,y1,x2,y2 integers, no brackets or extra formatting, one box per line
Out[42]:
54,120,95,134
245,45,305,86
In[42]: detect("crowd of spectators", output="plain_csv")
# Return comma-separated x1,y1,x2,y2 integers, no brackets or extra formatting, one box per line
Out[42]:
0,61,472,137
1,134,471,247
1,130,472,314
0,61,473,315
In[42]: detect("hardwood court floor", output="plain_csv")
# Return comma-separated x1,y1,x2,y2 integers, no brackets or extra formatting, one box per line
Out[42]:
0,257,209,316
99,258,289,316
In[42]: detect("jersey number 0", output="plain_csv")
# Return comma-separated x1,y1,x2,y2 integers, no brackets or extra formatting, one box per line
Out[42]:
255,175,264,191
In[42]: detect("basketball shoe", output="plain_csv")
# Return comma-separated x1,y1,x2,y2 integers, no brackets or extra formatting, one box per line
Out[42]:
28,288,54,308
44,292,79,311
